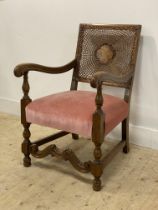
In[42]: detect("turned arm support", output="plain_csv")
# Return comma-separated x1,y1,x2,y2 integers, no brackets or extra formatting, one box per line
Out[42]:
90,71,105,150
14,59,77,77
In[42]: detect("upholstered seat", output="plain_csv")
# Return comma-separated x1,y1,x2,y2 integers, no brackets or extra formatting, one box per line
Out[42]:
26,90,128,138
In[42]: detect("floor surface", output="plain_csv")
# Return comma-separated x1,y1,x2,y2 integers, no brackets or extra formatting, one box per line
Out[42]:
0,112,158,210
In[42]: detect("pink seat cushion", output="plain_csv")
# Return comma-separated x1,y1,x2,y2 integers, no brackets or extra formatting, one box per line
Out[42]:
26,90,129,138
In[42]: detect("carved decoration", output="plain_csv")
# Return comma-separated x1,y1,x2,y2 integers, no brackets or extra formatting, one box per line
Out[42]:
96,44,114,64
30,144,91,173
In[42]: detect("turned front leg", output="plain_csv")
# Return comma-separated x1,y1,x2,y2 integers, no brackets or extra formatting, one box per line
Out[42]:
21,72,32,166
91,82,105,191
22,123,31,167
91,144,103,191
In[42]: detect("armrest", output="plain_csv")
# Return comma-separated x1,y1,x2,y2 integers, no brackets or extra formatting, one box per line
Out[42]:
14,59,77,77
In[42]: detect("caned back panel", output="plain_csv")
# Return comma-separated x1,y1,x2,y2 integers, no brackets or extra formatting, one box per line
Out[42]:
75,24,141,88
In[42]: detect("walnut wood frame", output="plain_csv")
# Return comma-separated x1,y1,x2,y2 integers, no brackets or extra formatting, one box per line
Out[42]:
14,24,141,191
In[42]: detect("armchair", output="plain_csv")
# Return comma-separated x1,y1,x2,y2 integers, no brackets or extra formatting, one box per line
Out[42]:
14,24,141,191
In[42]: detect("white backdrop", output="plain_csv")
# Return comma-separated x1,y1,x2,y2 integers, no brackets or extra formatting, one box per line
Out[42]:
0,0,158,149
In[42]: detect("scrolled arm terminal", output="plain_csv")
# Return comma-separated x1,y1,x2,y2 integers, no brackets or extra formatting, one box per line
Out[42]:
90,71,109,88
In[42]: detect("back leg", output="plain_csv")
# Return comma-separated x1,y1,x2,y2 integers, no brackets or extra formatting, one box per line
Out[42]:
72,133,79,140
122,118,129,153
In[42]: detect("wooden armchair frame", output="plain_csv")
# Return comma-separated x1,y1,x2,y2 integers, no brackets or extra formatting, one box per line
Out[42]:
14,24,141,191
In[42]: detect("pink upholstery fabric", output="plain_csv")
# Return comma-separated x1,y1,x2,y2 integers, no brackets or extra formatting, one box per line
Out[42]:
26,90,129,138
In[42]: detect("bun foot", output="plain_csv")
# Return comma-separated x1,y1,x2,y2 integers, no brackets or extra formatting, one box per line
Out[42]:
123,145,129,154
93,178,102,191
23,156,31,167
